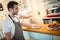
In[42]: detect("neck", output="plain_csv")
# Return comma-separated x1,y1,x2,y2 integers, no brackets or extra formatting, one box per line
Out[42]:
9,14,15,18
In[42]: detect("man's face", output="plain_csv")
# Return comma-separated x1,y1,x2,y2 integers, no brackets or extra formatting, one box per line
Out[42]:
11,5,19,15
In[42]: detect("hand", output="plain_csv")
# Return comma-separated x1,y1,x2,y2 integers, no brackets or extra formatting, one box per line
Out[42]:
31,24,40,28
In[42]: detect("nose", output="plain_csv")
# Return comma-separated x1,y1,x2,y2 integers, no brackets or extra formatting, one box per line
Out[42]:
17,9,19,12
17,8,19,12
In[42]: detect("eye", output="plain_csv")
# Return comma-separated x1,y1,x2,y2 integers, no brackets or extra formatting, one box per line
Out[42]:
15,7,18,10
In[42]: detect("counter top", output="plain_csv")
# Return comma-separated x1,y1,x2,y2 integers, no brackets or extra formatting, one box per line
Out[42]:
22,24,60,36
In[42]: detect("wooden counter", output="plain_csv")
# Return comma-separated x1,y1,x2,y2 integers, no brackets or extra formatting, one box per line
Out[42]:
22,24,60,36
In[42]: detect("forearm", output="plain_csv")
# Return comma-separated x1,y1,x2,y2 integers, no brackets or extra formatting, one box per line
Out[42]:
20,22,32,27
20,22,39,28
5,32,12,40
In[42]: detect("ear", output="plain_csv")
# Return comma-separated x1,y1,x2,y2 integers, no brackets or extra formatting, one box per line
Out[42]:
9,8,13,11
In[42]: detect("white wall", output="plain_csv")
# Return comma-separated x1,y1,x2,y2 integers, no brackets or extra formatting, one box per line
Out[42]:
30,0,46,24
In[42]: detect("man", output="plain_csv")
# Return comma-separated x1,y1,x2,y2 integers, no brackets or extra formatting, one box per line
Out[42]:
2,1,38,40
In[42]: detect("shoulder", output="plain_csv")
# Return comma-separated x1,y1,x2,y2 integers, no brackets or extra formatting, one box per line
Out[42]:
2,16,13,27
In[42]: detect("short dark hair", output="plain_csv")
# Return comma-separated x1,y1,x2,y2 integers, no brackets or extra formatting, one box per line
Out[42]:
7,1,18,10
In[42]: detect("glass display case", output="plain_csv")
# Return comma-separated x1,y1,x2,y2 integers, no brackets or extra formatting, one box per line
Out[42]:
43,1,60,24
45,1,60,17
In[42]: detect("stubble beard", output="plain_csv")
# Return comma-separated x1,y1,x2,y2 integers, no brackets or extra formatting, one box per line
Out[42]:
13,12,17,15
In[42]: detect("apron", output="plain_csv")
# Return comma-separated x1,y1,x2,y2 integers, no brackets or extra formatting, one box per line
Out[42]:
8,15,25,40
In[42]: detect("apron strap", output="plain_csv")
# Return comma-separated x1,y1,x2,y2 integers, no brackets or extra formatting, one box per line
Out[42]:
8,15,14,23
